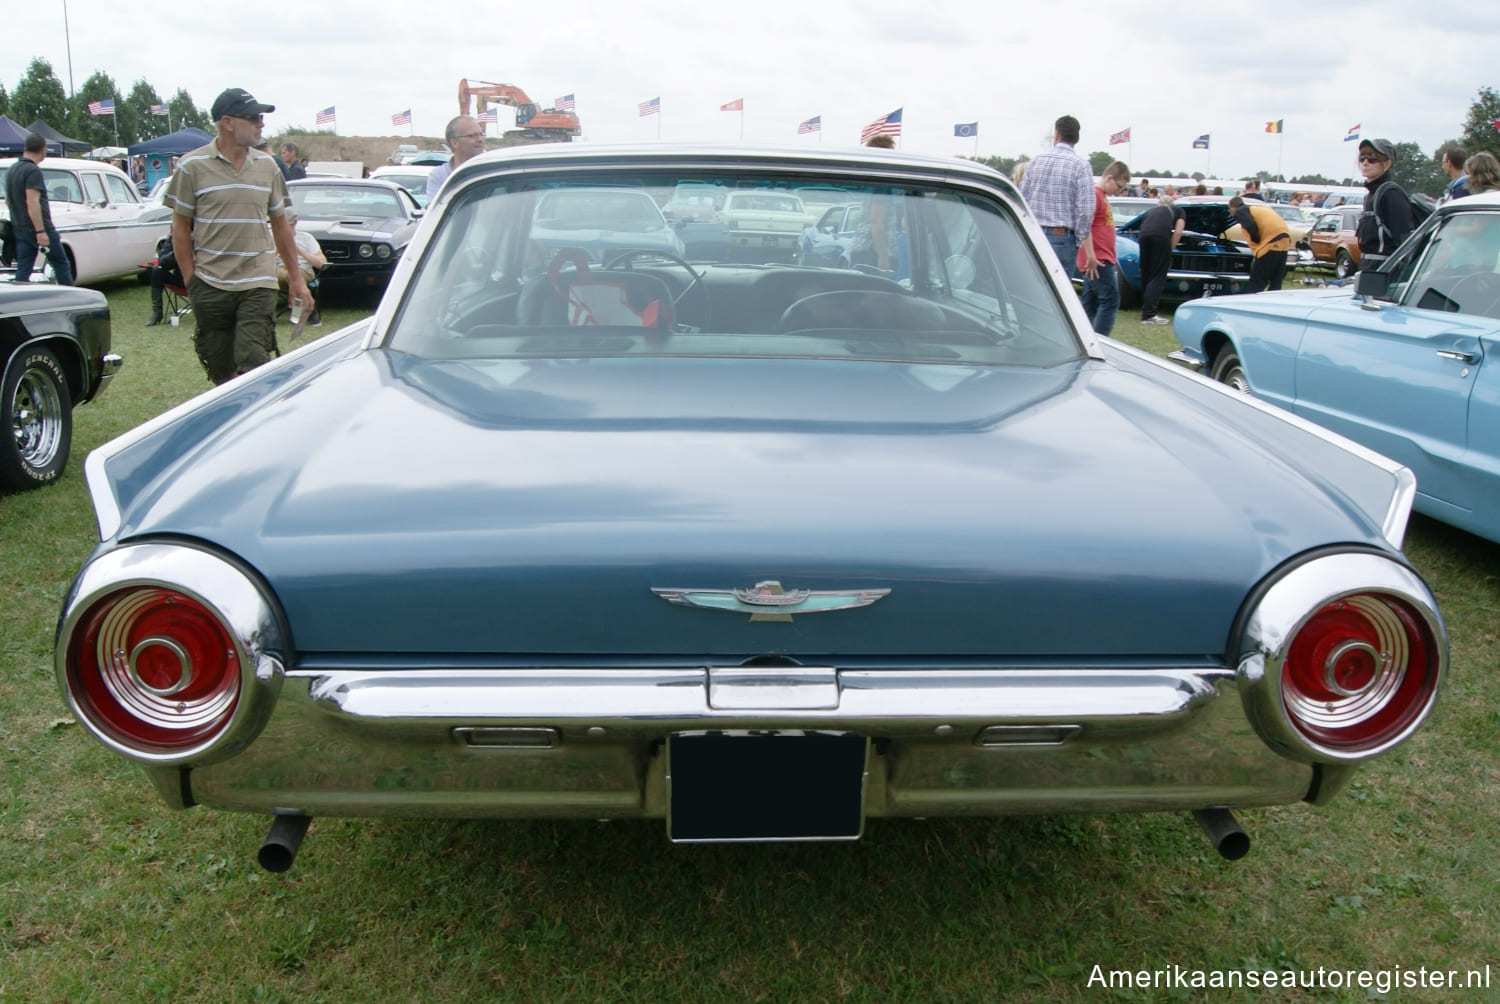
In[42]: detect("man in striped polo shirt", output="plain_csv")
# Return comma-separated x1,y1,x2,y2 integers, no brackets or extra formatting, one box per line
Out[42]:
167,87,312,384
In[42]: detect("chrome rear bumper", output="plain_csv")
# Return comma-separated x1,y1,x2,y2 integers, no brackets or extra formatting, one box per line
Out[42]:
169,664,1333,819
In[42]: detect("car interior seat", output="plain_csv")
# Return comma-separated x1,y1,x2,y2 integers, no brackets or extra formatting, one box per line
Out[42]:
777,289,951,333
519,248,675,330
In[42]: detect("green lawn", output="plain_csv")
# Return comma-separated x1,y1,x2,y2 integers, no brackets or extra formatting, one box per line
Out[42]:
2,288,1497,1002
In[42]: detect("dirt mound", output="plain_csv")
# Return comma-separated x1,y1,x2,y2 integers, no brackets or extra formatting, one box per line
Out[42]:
271,133,539,172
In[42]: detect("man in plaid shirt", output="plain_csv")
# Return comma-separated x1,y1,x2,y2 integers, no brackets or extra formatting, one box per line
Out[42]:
1018,115,1095,278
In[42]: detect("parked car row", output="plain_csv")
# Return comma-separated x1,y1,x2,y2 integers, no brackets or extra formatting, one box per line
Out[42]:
1172,191,1500,544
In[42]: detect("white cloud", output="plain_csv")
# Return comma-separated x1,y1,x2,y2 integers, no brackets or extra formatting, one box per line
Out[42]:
6,0,1494,180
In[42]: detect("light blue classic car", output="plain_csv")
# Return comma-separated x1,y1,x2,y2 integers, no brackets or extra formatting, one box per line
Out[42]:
54,146,1446,871
1171,192,1500,545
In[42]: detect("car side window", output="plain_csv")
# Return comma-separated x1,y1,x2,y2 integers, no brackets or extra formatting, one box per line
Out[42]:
1399,213,1500,320
81,173,107,206
42,170,83,204
104,174,138,205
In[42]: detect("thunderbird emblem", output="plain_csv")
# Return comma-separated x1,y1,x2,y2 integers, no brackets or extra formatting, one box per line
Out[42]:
652,580,891,623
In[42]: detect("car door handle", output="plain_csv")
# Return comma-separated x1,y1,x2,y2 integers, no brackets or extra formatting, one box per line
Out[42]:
1436,349,1479,364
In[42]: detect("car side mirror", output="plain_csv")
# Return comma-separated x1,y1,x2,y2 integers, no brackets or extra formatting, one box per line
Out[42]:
1355,268,1391,299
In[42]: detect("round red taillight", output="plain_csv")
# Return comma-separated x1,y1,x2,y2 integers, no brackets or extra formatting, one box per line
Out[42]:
68,587,242,753
1279,592,1440,754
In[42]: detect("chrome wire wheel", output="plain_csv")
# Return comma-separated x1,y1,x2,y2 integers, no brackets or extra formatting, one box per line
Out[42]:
3,346,72,489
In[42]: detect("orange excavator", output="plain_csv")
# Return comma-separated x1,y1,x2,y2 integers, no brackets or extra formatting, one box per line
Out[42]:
457,80,581,142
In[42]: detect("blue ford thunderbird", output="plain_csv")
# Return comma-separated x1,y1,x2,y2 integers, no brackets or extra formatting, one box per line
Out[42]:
1171,192,1500,545
55,146,1446,870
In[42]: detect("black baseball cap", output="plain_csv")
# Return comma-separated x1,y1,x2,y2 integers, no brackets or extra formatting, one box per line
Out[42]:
211,88,276,121
1358,138,1396,163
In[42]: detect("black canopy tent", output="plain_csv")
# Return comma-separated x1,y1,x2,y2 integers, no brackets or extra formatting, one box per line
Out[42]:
0,115,61,156
26,119,91,155
127,128,212,157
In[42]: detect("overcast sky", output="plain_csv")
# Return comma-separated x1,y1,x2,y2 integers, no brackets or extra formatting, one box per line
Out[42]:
8,0,1496,182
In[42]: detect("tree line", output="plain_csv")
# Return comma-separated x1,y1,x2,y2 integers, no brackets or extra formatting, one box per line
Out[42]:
971,88,1500,199
1,58,211,148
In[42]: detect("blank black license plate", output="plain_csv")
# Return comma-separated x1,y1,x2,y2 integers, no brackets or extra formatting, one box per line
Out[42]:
667,731,867,842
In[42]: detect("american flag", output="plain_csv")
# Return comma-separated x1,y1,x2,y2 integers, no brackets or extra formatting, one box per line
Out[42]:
477,109,499,124
315,106,336,125
860,108,901,143
555,94,575,111
87,98,115,116
639,97,660,117
149,103,169,116
720,98,743,112
392,109,412,126
797,115,821,135
1109,127,1130,145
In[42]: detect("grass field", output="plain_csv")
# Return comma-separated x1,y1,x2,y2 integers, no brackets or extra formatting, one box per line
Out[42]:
3,284,1498,1002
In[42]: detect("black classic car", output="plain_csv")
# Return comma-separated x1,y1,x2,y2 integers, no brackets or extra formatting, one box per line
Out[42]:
286,178,423,293
1113,200,1255,306
2,282,121,490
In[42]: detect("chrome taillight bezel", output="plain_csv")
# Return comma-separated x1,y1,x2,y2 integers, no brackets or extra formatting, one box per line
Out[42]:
1237,551,1446,764
56,542,287,765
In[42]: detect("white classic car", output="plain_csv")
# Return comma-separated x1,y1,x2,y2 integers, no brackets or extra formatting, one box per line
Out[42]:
1,157,171,285
721,189,809,261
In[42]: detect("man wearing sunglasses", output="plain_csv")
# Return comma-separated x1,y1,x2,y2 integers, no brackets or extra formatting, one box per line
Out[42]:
1355,138,1414,272
165,87,312,384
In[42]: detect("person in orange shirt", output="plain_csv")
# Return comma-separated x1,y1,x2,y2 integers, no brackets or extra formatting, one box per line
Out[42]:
1228,195,1291,293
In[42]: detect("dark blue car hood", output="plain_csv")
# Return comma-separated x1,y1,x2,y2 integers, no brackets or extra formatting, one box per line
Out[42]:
1119,203,1235,238
99,348,1392,659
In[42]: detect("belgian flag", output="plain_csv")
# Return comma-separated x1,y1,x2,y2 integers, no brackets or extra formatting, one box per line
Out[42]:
1265,119,1284,134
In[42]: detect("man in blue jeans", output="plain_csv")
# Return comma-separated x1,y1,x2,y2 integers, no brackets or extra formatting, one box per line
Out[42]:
1018,115,1094,278
4,133,75,284
1077,161,1131,335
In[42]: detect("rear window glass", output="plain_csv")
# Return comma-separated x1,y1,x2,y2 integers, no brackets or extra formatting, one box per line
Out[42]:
386,167,1084,370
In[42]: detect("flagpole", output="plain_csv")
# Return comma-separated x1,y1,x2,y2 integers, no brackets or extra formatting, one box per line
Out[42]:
739,108,743,141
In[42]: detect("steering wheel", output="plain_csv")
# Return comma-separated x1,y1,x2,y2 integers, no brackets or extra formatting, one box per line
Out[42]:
1446,271,1500,319
600,248,706,321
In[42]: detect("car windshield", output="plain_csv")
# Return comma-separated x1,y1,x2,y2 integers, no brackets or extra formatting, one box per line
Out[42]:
1388,210,1500,320
385,167,1084,369
290,185,405,221
377,174,430,206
